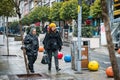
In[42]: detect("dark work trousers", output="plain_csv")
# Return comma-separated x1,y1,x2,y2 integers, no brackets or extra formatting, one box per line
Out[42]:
27,55,37,71
47,50,59,71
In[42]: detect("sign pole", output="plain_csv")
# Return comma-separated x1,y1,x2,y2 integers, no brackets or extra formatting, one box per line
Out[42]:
76,0,82,73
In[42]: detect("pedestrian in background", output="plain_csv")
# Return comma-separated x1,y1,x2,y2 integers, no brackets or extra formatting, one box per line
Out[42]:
43,23,63,72
43,25,48,33
64,22,69,29
23,28,39,73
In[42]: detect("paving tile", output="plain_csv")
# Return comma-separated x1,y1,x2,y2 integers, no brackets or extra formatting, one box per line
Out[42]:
0,75,9,80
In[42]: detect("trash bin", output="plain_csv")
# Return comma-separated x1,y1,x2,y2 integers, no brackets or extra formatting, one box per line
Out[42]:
81,40,90,69
81,46,89,69
71,40,90,70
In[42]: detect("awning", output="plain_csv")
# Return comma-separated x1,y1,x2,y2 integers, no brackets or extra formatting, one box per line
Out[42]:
35,22,40,26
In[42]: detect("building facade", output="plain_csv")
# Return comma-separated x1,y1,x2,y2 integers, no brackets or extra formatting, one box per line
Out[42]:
19,0,62,18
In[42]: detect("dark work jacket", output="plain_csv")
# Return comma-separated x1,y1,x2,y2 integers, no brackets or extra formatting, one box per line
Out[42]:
24,34,39,56
43,31,63,51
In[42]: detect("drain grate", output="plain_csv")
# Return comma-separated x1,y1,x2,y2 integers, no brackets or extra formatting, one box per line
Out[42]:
1,55,17,57
17,74,41,78
16,73,50,79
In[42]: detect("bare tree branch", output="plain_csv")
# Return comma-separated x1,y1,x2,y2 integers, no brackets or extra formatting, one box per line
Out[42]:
10,0,21,18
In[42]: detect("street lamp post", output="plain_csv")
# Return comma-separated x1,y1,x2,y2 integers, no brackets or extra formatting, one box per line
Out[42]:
77,0,82,73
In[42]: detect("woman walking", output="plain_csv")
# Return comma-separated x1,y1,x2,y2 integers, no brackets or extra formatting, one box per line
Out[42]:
43,23,63,72
23,28,39,73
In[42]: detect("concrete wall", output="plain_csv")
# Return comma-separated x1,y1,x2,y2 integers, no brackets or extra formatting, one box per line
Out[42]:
72,37,100,49
82,38,100,48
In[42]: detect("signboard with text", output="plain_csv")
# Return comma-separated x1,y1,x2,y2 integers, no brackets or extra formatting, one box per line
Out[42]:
100,23,107,45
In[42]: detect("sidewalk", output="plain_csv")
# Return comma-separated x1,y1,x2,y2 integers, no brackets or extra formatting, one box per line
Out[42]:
0,35,114,80
93,46,120,57
0,55,114,80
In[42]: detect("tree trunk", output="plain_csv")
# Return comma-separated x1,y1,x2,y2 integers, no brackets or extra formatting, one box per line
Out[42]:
101,0,120,80
10,0,29,74
19,19,30,74
6,16,9,55
15,3,29,75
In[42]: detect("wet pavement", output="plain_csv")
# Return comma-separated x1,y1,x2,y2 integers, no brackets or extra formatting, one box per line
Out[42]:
0,34,114,80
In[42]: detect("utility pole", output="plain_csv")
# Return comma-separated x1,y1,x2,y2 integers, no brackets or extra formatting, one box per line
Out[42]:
76,0,82,73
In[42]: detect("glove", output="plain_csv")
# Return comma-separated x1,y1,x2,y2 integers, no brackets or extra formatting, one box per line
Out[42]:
59,46,62,51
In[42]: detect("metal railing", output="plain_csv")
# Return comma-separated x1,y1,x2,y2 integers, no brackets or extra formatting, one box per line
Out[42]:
111,22,120,49
112,23,120,42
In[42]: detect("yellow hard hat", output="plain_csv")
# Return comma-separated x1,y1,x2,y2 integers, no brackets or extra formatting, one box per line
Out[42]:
49,23,56,28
